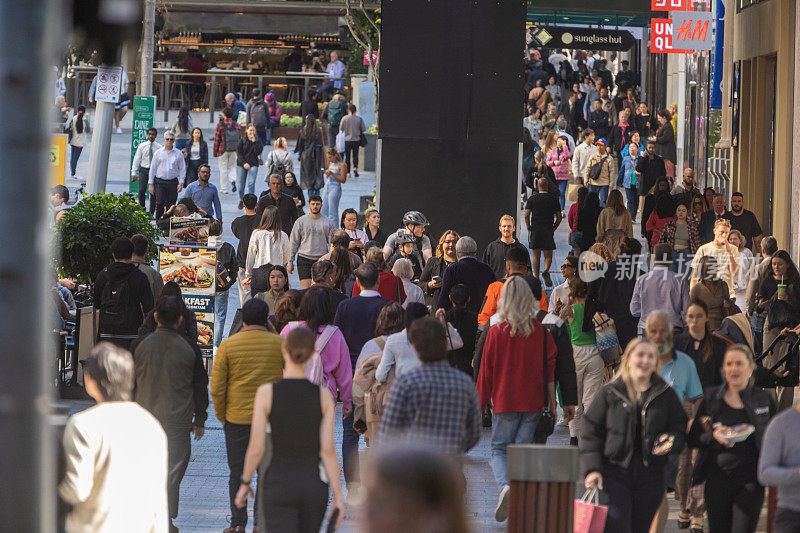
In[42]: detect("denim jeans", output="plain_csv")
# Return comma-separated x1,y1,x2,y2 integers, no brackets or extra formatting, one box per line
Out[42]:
214,289,229,347
342,411,359,484
256,128,268,148
267,118,280,144
236,165,258,199
589,184,609,205
490,411,541,489
69,145,82,177
556,180,569,210
671,248,691,278
322,178,342,225
625,186,638,219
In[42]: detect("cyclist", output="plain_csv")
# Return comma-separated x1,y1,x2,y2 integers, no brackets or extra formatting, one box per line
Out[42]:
382,211,433,264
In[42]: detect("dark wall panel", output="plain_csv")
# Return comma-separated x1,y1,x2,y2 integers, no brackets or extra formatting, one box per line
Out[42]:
379,0,526,250
379,139,520,253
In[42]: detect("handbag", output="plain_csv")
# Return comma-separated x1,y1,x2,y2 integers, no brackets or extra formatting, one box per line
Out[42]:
574,489,608,533
567,182,581,201
593,312,621,365
533,326,555,440
359,133,369,148
335,130,346,153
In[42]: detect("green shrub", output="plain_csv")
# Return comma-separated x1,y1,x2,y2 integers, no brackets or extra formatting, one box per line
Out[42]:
280,115,303,128
279,101,301,109
56,193,164,284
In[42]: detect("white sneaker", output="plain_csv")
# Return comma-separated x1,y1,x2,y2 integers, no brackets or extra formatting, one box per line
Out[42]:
556,417,569,427
116,127,123,134
345,482,363,506
494,485,510,522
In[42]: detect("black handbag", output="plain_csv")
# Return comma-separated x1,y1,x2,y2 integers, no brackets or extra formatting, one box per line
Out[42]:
359,133,369,148
534,326,555,441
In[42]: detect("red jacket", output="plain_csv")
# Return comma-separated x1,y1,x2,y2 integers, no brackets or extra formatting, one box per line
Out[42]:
477,321,556,413
352,271,407,303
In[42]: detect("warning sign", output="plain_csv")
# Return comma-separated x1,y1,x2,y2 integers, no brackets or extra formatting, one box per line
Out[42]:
95,66,123,103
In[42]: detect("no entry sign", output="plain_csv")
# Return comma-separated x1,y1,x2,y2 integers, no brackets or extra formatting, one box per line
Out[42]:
95,66,123,103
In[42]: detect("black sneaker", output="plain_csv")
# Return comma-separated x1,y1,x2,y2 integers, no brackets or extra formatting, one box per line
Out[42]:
354,169,359,177
542,271,553,287
231,183,237,192
238,200,243,210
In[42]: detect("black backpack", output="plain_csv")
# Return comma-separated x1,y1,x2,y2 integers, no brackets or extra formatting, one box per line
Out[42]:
587,155,609,183
271,151,290,177
223,122,240,152
99,270,134,327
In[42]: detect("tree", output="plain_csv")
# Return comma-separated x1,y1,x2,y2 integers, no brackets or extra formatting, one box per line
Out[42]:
56,194,164,284
344,1,381,127
139,0,157,97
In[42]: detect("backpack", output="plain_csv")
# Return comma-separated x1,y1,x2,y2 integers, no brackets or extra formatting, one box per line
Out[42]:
223,122,240,152
99,270,134,327
286,322,337,387
587,155,609,183
271,150,290,176
328,100,346,127
249,100,268,128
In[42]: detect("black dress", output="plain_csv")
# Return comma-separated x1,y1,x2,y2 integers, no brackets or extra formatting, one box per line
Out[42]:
262,379,328,532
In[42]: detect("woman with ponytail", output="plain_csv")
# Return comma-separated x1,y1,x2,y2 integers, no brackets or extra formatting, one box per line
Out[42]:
67,105,90,178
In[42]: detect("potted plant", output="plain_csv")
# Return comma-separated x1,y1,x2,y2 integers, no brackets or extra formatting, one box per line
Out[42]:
279,101,302,117
56,193,163,284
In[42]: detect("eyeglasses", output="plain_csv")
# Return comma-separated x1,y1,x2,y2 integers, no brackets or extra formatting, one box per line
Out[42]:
560,264,572,269
164,137,175,141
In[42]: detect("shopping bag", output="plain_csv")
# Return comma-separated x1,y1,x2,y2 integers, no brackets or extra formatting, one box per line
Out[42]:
574,489,607,533
335,130,346,153
567,182,581,202
593,312,621,365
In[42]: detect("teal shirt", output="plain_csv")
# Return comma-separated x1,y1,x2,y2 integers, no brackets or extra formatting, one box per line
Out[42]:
660,349,703,401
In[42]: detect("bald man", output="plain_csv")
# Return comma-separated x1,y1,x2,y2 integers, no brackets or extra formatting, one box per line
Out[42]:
225,92,246,121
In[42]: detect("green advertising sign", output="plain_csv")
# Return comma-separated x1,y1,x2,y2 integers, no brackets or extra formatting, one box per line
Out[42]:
129,95,157,194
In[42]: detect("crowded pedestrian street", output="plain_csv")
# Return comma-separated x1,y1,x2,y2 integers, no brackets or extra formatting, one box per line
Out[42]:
8,2,800,532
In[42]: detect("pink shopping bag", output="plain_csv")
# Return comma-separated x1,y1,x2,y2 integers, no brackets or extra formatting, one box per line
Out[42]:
574,489,608,533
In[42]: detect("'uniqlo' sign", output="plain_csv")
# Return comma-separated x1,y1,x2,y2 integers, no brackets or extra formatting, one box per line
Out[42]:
651,0,711,11
650,18,689,53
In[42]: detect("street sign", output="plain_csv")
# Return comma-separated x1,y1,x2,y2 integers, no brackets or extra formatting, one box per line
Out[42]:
651,0,710,11
673,11,714,50
650,18,690,53
529,26,637,51
95,66,123,103
129,95,157,194
50,134,67,186
363,50,378,65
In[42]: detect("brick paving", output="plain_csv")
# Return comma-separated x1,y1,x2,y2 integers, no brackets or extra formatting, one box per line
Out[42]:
59,111,770,532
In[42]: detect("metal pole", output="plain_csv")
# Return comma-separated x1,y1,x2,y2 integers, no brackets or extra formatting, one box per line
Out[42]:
677,53,687,179
140,0,156,98
0,0,55,530
85,99,115,194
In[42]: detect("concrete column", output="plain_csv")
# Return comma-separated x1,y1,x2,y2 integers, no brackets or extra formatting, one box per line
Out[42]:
85,101,115,194
791,0,800,261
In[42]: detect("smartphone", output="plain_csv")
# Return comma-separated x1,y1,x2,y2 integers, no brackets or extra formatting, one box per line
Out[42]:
432,275,442,282
326,508,340,533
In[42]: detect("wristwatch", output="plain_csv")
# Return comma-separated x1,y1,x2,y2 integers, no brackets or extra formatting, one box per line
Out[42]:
240,476,251,485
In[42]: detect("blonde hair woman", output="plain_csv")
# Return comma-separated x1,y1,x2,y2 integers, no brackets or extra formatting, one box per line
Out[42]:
476,276,557,521
265,136,293,179
581,338,687,533
321,148,348,225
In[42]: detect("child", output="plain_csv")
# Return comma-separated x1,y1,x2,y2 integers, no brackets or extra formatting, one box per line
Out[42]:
387,233,423,280
445,284,478,377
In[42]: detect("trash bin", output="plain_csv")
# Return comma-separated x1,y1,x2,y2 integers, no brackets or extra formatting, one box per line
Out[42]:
506,444,579,533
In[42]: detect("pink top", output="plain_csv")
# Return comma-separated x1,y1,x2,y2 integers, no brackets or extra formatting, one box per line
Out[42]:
568,203,579,231
546,147,572,181
280,321,353,409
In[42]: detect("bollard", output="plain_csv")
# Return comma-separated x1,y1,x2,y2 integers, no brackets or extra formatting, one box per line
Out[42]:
507,444,580,533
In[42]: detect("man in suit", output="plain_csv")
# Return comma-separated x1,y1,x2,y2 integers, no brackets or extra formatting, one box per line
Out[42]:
699,193,728,244
563,90,584,138
437,236,496,314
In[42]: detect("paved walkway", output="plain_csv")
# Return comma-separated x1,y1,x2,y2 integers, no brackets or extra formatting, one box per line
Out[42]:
60,111,768,532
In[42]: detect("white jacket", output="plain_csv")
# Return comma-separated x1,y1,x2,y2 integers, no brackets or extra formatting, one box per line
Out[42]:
246,229,291,277
571,142,598,182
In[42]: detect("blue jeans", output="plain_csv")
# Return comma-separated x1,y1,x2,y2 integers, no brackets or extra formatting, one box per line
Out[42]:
490,412,541,489
214,289,229,347
671,248,691,278
267,118,280,144
589,184,609,205
236,165,258,199
625,186,638,219
322,178,342,225
342,411,359,484
175,138,188,151
69,145,82,177
255,128,267,148
556,180,568,210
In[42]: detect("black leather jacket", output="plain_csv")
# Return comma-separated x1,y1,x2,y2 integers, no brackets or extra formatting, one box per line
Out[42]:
687,383,775,484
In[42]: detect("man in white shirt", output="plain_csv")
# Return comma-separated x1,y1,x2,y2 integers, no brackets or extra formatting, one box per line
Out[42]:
59,343,168,533
571,128,598,181
131,127,162,214
319,51,347,98
148,132,187,219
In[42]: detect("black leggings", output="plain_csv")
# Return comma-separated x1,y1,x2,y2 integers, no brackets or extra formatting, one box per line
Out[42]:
261,462,328,533
705,472,764,533
601,459,664,533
